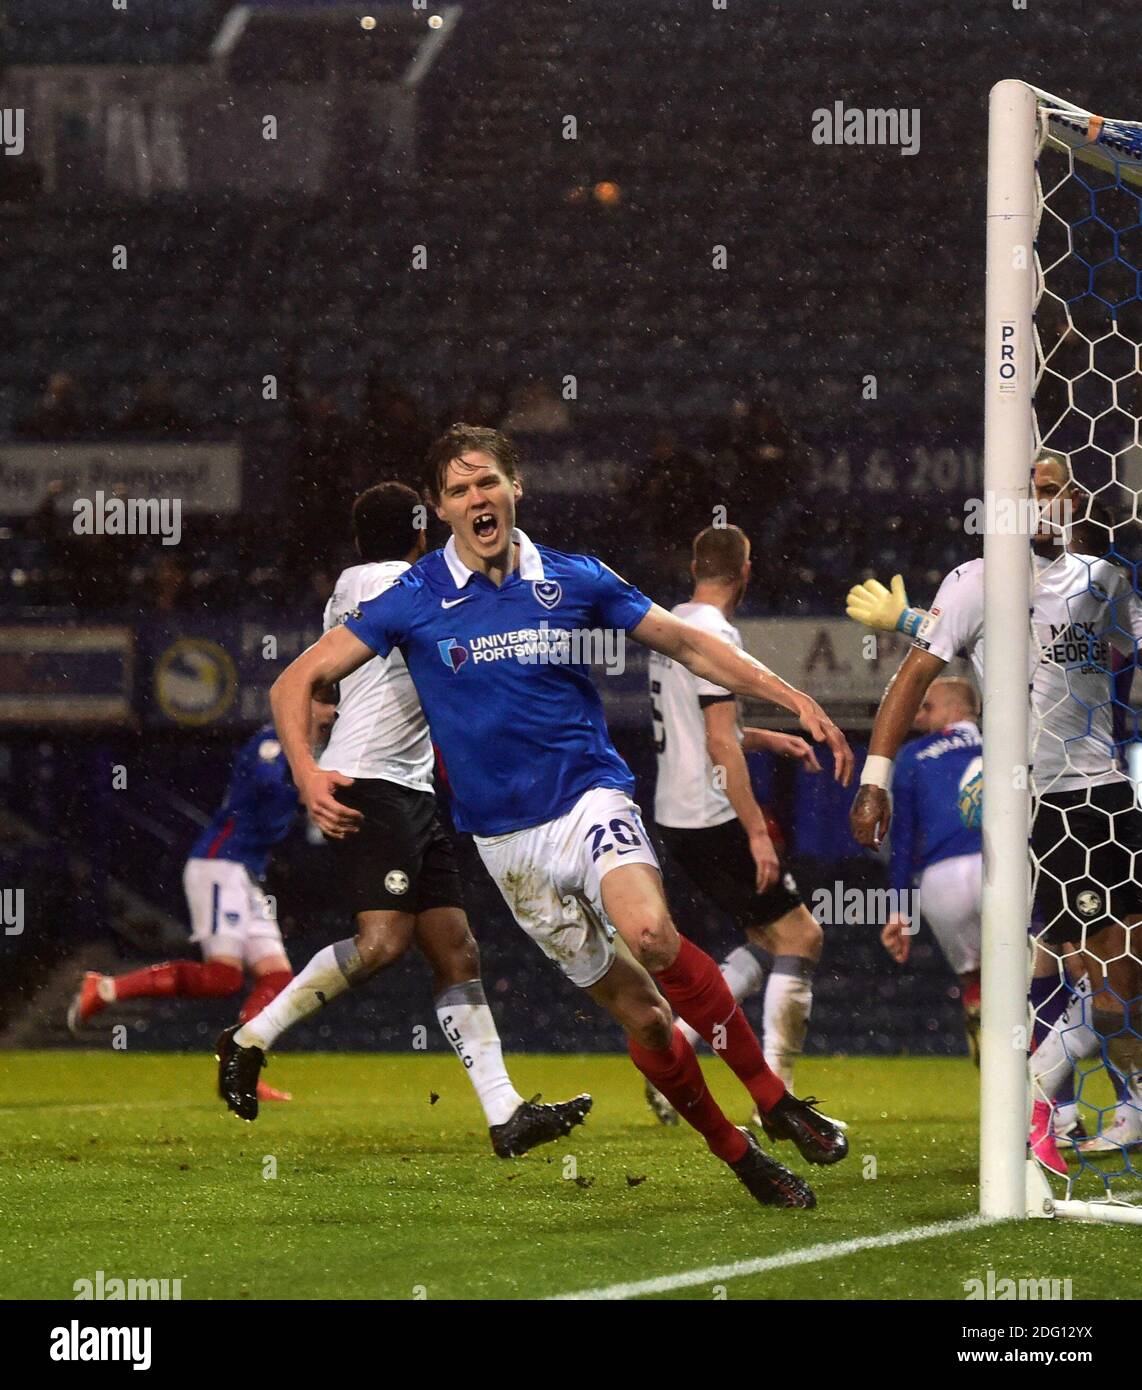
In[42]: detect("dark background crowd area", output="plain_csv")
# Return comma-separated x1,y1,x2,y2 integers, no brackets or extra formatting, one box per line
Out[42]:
6,369,867,617
3,0,1142,1053
7,0,1139,618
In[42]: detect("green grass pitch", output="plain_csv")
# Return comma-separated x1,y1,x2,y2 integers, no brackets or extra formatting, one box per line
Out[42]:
1,1051,1137,1301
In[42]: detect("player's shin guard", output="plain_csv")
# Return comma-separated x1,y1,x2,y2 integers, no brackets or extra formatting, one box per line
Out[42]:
628,1026,748,1163
234,940,361,1051
111,960,243,1001
239,970,293,1025
655,936,785,1113
435,980,524,1127
762,955,813,1089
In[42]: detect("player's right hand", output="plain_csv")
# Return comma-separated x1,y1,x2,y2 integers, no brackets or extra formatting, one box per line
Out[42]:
301,769,362,839
845,573,908,632
850,784,891,849
881,914,911,964
748,828,780,893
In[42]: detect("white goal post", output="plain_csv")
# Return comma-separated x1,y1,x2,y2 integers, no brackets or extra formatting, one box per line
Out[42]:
982,80,1142,1225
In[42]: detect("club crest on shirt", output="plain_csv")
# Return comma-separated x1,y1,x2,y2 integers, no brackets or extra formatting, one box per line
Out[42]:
437,637,469,673
533,580,562,610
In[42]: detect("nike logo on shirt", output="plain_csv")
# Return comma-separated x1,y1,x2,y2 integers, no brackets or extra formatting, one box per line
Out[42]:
441,596,472,609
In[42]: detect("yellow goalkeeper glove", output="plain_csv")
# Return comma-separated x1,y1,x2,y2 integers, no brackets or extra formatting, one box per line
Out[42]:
845,573,928,637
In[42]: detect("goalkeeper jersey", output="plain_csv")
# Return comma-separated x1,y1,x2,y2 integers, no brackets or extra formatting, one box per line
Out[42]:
913,551,1142,794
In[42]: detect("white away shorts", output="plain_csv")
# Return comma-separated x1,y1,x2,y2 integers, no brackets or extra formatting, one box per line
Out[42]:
918,852,982,977
475,787,660,988
183,858,284,967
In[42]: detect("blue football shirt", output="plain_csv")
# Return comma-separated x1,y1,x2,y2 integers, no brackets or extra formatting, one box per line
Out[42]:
189,725,300,877
344,529,654,835
888,720,982,894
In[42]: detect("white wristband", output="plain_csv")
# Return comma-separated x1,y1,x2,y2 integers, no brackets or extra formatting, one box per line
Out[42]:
861,755,894,790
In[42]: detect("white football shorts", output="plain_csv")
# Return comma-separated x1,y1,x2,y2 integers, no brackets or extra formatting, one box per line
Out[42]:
183,858,284,967
474,786,660,988
918,852,982,977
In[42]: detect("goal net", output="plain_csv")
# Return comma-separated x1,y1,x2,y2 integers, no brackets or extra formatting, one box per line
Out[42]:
983,82,1142,1224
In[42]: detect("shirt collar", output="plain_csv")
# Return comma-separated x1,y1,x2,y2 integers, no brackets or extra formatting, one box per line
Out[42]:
443,528,545,588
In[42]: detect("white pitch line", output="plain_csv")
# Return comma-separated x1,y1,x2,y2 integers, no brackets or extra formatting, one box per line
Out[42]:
0,1099,207,1115
549,1213,996,1301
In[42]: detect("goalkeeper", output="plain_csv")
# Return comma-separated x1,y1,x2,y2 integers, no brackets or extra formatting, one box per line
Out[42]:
845,455,1142,1171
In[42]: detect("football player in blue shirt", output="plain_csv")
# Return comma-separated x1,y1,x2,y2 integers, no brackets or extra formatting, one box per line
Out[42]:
879,677,983,1058
269,425,855,1208
68,697,336,1104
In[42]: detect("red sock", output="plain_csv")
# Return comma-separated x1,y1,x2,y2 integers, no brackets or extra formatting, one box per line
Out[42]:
239,970,293,1024
628,1026,748,1163
655,936,786,1113
111,960,243,1001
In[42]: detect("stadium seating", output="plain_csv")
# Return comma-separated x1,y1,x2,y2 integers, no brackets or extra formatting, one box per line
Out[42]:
4,0,223,66
7,0,1114,1056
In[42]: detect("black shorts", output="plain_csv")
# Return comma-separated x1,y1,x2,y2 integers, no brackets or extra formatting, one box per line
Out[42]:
1032,779,1142,946
327,778,464,916
656,818,804,933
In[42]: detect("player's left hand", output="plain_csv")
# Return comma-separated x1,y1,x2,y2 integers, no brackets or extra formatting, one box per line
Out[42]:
748,828,780,893
796,697,853,786
301,768,362,839
763,733,822,773
850,784,891,849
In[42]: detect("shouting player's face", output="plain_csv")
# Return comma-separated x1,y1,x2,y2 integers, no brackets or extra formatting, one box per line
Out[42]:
435,450,523,573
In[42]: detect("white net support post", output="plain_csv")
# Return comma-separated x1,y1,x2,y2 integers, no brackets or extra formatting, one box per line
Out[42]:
984,80,1142,1224
980,78,1037,1221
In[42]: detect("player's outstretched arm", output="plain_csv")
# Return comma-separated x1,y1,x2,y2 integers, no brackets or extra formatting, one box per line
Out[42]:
849,647,945,850
631,604,854,785
270,626,377,838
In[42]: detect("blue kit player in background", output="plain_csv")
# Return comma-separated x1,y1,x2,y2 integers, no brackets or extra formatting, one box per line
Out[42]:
269,424,857,1210
878,677,983,1060
68,697,336,1104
